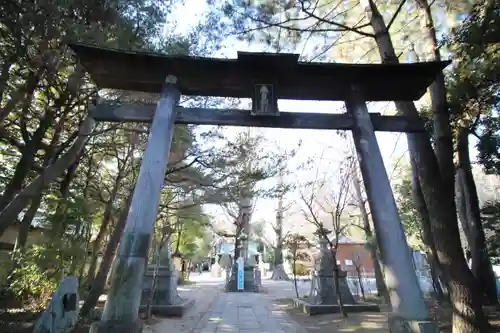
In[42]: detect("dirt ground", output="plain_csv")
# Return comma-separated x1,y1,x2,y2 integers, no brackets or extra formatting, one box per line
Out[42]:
273,298,500,333
0,308,93,333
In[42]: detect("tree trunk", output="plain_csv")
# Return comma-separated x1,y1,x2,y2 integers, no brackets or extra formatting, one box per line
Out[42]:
234,234,241,259
456,127,498,305
274,186,285,266
0,67,44,124
80,190,133,317
410,154,446,302
352,168,389,303
0,116,96,236
274,243,283,266
292,256,299,299
415,0,455,191
13,194,43,252
86,178,123,282
363,1,490,331
0,56,15,107
425,250,446,301
0,111,55,212
355,264,366,300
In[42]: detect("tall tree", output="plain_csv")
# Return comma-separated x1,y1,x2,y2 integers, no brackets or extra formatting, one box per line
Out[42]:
446,0,500,304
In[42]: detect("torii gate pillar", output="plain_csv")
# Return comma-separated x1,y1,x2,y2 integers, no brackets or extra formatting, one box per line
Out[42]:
346,85,438,333
90,76,180,333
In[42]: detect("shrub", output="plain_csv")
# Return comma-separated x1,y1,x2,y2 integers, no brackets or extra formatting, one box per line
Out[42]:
7,245,59,305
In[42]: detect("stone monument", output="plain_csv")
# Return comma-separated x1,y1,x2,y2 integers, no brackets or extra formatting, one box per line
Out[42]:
295,236,379,315
139,245,194,317
33,276,79,333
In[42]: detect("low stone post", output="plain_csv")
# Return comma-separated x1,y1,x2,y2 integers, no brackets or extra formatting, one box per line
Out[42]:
33,276,79,333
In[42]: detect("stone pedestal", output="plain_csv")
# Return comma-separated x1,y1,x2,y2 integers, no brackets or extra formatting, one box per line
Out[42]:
139,265,193,316
388,315,440,333
336,269,356,304
139,246,194,317
225,264,258,292
296,236,379,315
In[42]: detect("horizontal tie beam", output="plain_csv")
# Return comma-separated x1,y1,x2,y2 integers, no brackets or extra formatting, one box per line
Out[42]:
91,102,426,133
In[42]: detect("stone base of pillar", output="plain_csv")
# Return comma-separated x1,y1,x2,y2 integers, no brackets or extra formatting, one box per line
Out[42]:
388,315,440,333
293,298,380,316
138,265,194,317
225,264,258,292
139,298,195,317
302,267,379,316
336,270,356,304
311,271,356,305
89,319,143,333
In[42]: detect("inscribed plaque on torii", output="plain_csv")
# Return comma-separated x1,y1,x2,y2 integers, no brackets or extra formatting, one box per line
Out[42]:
251,84,278,116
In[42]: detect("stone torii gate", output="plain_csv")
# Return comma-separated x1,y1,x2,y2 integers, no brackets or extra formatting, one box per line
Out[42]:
70,43,448,333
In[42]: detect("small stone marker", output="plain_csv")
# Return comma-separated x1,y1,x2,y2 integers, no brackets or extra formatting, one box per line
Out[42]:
33,276,79,333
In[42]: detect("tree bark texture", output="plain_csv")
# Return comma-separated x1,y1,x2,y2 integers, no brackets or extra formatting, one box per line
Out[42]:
86,177,123,283
415,0,455,192
0,110,55,212
352,169,389,303
363,1,490,331
80,190,133,317
410,153,446,302
456,127,498,304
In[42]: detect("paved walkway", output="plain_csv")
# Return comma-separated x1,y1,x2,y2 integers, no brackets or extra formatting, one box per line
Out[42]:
194,292,308,333
144,273,386,333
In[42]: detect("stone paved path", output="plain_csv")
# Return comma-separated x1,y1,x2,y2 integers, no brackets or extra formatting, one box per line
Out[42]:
194,291,308,333
144,279,223,333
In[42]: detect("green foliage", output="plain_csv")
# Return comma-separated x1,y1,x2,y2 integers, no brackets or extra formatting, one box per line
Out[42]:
6,245,59,303
445,0,500,174
264,248,275,266
392,164,423,248
482,201,500,262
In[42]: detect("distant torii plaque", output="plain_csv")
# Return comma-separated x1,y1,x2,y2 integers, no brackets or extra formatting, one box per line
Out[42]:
251,84,279,116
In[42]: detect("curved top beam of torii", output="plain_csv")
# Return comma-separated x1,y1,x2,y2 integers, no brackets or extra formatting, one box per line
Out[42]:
69,42,449,102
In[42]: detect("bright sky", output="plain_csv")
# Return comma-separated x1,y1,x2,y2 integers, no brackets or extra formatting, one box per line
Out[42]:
164,0,480,238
